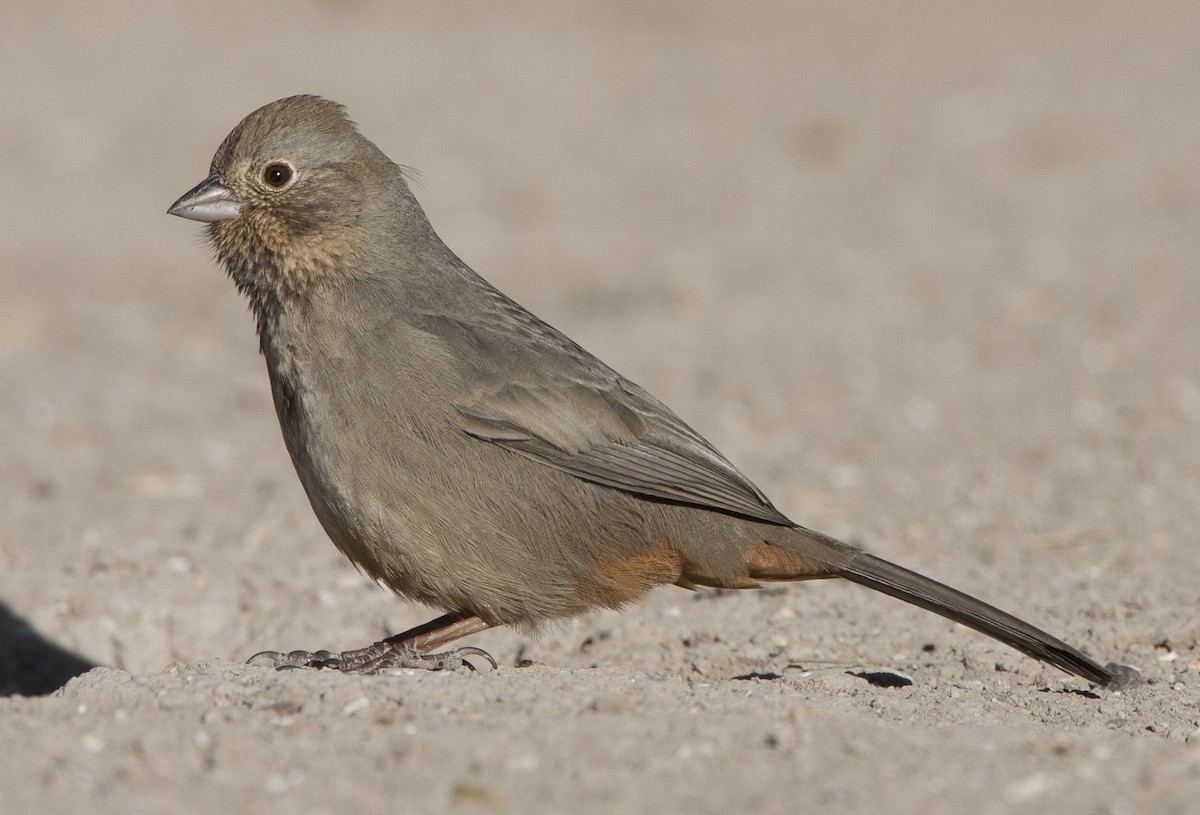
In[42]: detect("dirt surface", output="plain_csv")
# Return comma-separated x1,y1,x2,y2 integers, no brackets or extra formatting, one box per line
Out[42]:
3,3,1199,813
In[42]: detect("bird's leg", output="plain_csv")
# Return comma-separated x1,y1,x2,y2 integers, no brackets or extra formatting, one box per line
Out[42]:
248,612,498,673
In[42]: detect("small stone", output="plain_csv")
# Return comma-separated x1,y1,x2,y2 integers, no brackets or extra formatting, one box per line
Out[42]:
341,696,370,716
1005,772,1049,802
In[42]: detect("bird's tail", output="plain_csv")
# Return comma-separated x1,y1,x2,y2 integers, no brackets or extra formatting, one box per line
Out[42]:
836,549,1117,686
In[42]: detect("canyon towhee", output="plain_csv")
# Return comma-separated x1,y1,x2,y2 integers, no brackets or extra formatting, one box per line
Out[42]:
169,95,1128,686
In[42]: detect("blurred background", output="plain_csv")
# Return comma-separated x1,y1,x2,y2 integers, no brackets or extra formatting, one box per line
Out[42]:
1,1,1198,687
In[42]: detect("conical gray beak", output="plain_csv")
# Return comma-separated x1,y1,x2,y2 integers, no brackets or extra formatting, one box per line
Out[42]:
167,173,242,223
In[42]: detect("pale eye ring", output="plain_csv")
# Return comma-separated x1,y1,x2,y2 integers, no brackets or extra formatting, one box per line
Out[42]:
263,162,294,188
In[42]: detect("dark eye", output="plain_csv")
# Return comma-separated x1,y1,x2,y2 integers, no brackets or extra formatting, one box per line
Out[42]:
263,163,293,188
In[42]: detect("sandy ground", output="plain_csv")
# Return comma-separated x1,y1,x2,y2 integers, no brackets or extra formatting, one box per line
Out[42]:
3,2,1199,813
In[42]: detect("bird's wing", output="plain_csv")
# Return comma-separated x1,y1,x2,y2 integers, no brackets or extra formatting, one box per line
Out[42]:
430,308,793,527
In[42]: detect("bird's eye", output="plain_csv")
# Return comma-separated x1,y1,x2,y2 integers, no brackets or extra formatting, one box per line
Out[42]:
263,163,293,188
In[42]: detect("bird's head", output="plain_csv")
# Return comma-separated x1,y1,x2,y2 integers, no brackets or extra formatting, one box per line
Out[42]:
168,95,413,318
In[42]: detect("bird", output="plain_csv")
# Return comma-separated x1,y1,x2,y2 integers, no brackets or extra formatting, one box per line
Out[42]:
168,95,1129,687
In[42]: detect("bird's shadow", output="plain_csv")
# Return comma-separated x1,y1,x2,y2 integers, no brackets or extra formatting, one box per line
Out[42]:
849,670,914,688
0,601,95,696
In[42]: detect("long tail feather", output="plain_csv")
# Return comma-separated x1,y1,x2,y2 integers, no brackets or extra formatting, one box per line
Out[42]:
839,551,1115,686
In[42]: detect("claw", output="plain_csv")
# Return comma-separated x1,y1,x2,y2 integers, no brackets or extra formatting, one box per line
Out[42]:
246,650,285,666
455,646,499,670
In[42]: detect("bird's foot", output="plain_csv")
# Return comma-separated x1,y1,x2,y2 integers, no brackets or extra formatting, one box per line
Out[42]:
247,642,497,674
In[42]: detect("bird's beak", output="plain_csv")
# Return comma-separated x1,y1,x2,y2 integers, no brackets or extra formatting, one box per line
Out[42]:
167,173,243,223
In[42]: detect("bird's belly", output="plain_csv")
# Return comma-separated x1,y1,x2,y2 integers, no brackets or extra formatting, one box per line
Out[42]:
264,358,585,623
